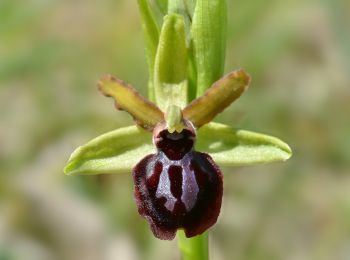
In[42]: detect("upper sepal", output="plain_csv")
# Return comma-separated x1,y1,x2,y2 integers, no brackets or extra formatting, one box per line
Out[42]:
64,126,154,176
196,122,292,166
154,14,188,110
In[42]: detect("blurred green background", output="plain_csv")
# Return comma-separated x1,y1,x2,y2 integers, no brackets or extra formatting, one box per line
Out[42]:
1,0,350,259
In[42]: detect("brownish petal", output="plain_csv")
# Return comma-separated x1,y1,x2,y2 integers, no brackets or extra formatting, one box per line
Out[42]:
183,69,251,128
98,75,164,131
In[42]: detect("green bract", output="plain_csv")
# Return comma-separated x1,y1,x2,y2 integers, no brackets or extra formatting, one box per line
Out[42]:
137,0,160,100
192,0,227,96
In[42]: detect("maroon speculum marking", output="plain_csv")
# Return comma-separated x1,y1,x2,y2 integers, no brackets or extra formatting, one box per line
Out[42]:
133,121,223,240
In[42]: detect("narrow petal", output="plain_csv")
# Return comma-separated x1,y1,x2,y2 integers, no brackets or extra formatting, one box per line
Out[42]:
196,122,292,166
64,126,154,175
183,70,250,128
98,75,164,130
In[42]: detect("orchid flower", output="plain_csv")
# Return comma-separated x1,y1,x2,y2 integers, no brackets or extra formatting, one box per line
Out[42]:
64,0,292,258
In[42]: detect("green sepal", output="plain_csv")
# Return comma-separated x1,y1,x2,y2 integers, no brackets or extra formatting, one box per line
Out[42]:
191,0,227,96
154,14,188,110
196,122,292,166
137,0,160,101
64,126,154,176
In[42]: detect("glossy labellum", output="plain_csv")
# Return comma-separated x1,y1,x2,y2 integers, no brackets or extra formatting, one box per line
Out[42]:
133,120,223,240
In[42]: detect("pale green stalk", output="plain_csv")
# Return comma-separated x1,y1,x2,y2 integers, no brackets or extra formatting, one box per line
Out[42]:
178,231,208,260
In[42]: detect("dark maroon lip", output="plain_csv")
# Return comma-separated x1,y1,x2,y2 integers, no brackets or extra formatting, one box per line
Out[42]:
133,122,223,240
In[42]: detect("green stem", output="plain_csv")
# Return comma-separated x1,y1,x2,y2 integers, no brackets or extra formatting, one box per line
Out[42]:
165,1,219,260
177,231,209,260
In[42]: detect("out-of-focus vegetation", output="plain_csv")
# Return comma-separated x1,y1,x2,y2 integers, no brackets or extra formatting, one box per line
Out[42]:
1,0,349,259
